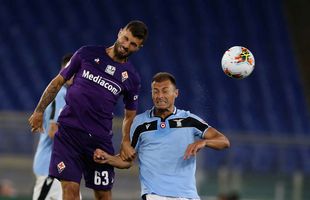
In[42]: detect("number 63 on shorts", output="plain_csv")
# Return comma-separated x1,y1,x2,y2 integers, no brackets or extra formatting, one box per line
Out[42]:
85,167,114,190
94,171,110,185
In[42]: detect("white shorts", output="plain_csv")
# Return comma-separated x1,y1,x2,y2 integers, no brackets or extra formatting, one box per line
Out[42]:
33,175,62,200
145,194,200,200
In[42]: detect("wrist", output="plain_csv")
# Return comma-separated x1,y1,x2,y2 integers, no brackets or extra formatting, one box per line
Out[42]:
121,138,131,144
203,140,208,147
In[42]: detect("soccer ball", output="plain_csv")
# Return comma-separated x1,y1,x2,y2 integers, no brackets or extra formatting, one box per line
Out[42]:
221,46,255,79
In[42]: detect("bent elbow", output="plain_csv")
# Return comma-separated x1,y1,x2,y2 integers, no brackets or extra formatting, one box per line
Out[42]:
219,137,230,150
224,139,230,148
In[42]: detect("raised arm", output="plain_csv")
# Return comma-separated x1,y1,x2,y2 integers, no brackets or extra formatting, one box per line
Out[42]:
202,127,230,149
28,74,66,133
120,109,137,161
184,127,230,160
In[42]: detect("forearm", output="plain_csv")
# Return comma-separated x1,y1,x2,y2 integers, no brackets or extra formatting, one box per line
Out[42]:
35,75,65,113
204,136,230,150
122,110,136,143
203,127,230,150
122,120,131,143
108,155,132,169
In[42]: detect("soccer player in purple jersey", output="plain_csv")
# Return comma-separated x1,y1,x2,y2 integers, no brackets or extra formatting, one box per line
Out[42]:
29,20,148,200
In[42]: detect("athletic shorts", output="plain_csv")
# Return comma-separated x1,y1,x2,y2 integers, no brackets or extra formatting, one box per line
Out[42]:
33,176,62,200
49,124,115,190
144,194,200,200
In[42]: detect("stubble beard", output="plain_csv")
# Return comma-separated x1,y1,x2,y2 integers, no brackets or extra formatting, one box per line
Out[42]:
114,42,131,61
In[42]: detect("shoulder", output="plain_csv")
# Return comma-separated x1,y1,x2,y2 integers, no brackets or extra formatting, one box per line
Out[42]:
176,109,208,123
134,110,150,121
175,109,192,118
76,45,104,55
132,110,151,125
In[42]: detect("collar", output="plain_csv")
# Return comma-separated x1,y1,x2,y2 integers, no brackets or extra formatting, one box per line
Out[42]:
149,106,177,119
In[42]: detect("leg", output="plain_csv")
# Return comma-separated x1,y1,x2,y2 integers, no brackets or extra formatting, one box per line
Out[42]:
83,152,115,199
32,176,45,200
61,181,80,200
94,190,111,200
49,125,84,199
47,178,62,200
33,176,62,200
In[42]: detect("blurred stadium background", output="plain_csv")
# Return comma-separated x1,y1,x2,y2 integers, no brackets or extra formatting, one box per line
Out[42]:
0,0,309,199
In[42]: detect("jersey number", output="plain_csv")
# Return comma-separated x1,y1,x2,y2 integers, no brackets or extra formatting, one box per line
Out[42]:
94,171,109,185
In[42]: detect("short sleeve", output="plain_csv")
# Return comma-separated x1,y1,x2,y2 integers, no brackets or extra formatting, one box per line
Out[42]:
188,113,210,138
123,71,141,110
60,48,82,80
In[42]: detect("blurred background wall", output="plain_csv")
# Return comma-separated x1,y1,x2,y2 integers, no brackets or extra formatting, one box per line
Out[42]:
0,0,309,199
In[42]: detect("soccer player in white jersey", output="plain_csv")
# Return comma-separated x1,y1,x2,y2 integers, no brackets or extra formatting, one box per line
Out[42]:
32,54,73,200
94,72,230,200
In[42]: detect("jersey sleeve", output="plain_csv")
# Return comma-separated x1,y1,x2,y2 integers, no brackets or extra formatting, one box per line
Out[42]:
60,48,83,80
188,113,210,138
123,71,141,110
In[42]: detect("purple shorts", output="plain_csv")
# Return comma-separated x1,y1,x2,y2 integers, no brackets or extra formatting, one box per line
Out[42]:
49,124,115,190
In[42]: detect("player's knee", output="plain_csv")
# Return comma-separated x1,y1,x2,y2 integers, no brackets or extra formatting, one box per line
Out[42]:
94,190,111,200
61,181,80,200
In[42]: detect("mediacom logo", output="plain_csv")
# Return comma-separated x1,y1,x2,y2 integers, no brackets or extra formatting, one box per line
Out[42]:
82,70,121,95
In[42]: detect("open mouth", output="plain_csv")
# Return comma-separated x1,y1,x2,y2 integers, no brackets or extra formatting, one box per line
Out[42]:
156,100,167,106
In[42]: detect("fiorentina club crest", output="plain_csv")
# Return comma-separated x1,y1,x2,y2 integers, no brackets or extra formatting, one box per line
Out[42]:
121,71,128,82
57,161,66,173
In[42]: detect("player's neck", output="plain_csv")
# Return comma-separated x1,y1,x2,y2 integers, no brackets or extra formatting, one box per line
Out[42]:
106,46,128,63
154,107,174,119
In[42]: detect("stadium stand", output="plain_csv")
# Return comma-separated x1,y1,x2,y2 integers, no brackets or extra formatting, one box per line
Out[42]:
0,0,309,175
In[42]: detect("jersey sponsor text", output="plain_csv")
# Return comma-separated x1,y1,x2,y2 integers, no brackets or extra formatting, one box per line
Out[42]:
82,70,121,95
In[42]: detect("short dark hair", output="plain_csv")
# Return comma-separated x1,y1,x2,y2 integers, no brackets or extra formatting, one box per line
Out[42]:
125,20,148,44
152,72,176,87
61,53,73,68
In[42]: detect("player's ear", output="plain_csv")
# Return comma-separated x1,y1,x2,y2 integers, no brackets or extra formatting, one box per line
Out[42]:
175,89,179,98
118,28,123,37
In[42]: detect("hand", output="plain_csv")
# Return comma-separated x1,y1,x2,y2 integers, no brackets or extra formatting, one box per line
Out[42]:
28,112,44,133
120,141,136,161
94,149,111,164
183,140,206,160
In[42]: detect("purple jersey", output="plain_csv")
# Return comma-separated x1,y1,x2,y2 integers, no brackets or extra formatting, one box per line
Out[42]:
58,46,141,139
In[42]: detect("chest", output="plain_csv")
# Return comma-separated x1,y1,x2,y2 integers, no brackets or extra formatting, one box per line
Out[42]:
75,56,131,95
139,121,196,149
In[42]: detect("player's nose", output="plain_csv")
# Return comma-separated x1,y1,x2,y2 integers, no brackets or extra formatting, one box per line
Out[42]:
123,41,130,49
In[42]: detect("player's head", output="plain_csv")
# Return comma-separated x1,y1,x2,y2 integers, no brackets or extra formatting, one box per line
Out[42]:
114,20,148,60
61,53,74,86
151,72,178,111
